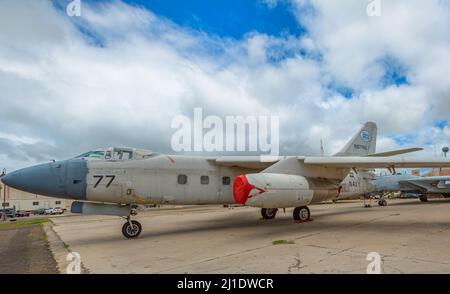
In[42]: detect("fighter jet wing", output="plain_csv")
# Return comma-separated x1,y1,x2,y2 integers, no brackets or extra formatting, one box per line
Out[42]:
398,176,450,190
301,156,450,169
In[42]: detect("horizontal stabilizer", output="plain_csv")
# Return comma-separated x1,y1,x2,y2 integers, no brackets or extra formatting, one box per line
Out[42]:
366,147,423,157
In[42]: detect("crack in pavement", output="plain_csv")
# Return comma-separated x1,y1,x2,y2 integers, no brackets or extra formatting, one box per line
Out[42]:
287,253,303,273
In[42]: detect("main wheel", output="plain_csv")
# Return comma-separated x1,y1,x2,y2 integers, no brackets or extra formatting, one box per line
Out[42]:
122,220,142,239
378,199,387,206
293,206,310,222
419,195,428,202
261,208,278,219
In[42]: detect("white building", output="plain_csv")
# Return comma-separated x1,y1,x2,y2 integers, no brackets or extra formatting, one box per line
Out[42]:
1,182,71,211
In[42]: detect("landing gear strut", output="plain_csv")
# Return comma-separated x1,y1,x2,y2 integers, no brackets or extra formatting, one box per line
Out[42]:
293,206,311,222
261,208,278,219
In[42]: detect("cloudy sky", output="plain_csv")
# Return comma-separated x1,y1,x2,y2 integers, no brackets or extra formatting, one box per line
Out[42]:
0,0,449,171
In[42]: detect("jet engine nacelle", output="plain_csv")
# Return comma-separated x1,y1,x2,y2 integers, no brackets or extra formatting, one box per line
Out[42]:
233,173,314,208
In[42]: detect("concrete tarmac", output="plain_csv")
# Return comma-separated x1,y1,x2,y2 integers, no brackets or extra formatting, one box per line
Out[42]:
50,199,450,274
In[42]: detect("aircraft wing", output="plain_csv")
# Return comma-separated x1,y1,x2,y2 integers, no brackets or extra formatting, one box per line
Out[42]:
366,147,423,157
213,156,281,169
398,176,450,190
301,156,450,169
214,155,450,170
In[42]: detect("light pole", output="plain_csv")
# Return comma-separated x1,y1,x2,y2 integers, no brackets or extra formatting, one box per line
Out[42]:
2,184,5,221
1,169,6,221
440,147,449,175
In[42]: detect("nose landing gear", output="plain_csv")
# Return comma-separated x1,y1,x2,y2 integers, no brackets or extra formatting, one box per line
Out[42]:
261,208,278,219
121,205,142,239
122,217,142,239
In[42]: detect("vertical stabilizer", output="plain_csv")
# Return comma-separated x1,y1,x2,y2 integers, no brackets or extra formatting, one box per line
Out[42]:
333,122,377,157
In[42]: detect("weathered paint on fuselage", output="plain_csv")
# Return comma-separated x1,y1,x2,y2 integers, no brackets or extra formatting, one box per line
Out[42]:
86,155,259,205
372,174,421,193
85,154,358,206
2,154,369,207
372,174,450,195
336,170,373,200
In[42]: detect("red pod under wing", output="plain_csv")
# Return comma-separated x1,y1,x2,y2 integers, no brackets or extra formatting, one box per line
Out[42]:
233,175,254,204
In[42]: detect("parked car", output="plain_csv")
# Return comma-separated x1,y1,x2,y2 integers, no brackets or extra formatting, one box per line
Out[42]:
16,210,31,217
52,207,64,215
34,208,47,215
44,208,54,215
45,207,64,215
0,208,16,218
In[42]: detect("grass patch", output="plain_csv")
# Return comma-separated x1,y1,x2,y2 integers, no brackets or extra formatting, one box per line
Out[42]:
272,239,295,245
39,231,48,242
0,218,49,229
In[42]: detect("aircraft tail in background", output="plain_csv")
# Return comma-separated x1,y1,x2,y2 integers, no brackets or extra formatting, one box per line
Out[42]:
333,122,377,157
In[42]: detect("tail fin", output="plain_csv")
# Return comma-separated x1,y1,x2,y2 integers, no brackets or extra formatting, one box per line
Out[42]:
333,122,377,157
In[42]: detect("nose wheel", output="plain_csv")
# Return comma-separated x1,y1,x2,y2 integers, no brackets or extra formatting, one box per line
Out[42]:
122,218,142,239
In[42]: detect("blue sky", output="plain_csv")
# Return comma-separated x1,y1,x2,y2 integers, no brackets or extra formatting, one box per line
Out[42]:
125,0,303,39
116,0,409,97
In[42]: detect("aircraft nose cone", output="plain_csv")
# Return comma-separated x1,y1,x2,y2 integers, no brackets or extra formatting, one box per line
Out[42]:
1,162,66,197
1,172,17,187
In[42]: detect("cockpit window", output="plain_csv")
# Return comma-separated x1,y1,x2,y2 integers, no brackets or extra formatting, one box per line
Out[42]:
75,147,157,161
76,151,105,159
113,148,133,160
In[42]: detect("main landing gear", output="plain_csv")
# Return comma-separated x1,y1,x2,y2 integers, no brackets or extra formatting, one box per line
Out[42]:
261,206,312,222
419,194,428,202
121,206,142,239
378,193,388,206
293,206,311,222
261,208,278,219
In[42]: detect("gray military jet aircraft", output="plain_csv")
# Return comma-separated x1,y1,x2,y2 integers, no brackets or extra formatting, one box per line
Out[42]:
3,122,450,238
372,174,450,204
